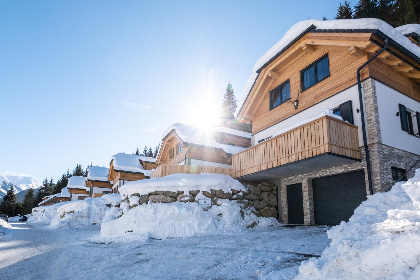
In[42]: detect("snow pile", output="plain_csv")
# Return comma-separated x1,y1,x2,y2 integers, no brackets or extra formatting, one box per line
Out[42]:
0,219,10,235
66,176,87,190
296,169,420,280
29,203,66,224
162,123,248,155
49,194,120,228
396,24,420,37
239,19,420,114
119,173,247,198
100,199,278,242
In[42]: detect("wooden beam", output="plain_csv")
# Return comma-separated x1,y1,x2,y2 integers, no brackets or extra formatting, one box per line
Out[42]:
349,45,365,58
301,44,315,54
267,70,280,80
394,64,414,73
378,51,391,59
407,70,420,79
363,42,380,53
381,57,402,66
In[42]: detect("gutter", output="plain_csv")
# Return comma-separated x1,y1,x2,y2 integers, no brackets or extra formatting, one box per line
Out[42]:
357,38,389,196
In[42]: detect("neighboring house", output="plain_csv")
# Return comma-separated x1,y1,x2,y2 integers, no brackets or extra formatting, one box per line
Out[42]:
86,166,112,198
109,153,157,193
67,176,89,201
233,19,420,226
153,121,251,178
38,187,71,206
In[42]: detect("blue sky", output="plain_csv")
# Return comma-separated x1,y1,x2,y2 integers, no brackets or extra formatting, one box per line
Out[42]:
0,0,355,182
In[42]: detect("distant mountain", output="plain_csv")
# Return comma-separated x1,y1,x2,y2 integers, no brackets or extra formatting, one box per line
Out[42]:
0,172,42,200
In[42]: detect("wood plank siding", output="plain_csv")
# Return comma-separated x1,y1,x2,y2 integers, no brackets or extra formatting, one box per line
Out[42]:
151,164,232,178
231,116,360,178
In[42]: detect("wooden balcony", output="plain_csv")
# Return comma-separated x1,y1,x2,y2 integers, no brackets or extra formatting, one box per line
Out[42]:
232,116,361,181
151,164,232,178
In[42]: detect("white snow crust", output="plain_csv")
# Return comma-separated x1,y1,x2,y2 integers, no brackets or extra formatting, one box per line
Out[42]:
112,153,154,174
87,166,110,182
214,126,252,138
119,173,247,198
29,194,121,228
295,168,420,280
239,19,420,114
66,176,87,190
396,24,420,37
100,199,279,242
163,123,248,155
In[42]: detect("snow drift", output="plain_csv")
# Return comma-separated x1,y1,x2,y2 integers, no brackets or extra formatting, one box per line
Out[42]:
296,169,420,280
100,199,278,242
0,219,10,235
29,194,120,228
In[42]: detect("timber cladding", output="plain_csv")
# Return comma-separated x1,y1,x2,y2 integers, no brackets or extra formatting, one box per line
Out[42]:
86,180,112,189
113,172,146,184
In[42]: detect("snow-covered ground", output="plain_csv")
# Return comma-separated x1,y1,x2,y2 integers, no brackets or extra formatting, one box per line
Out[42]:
0,222,329,279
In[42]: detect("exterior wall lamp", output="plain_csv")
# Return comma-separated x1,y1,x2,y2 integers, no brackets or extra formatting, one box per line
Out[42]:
293,99,299,110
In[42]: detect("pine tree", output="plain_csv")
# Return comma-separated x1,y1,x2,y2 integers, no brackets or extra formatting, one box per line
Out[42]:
147,147,153,157
354,0,380,18
72,164,84,176
154,144,160,158
22,188,35,215
55,173,69,194
142,146,148,156
135,147,140,155
220,83,238,120
393,0,417,26
336,1,354,19
0,186,21,216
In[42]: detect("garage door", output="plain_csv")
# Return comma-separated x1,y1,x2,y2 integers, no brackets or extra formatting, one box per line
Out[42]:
313,170,367,225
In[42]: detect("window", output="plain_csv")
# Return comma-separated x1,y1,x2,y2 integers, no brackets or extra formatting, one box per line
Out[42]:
169,147,174,159
270,80,290,110
301,55,330,91
333,100,354,125
177,143,182,154
399,104,419,136
391,166,407,181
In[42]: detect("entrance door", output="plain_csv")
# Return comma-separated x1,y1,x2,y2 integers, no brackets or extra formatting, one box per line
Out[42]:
287,183,304,224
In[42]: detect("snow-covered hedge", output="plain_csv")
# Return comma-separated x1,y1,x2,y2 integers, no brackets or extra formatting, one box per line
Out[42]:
296,169,420,280
29,194,121,228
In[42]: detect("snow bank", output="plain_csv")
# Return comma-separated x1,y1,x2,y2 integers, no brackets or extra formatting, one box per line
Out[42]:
119,173,247,198
0,219,10,235
100,199,279,242
29,194,121,228
296,169,420,280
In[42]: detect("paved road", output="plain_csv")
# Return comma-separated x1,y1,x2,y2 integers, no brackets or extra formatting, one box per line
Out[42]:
0,223,330,280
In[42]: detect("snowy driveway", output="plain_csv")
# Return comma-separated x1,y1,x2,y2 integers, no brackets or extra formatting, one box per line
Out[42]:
0,222,330,280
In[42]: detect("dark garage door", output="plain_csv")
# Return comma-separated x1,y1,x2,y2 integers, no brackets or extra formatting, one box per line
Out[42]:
287,183,304,224
313,170,367,225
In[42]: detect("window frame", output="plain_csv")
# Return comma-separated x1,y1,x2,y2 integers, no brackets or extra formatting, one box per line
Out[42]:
391,166,407,182
169,147,175,159
300,54,330,92
269,79,291,110
177,143,182,155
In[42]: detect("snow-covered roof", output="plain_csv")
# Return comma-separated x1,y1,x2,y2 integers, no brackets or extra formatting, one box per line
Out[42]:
162,123,249,155
214,126,252,138
396,24,420,37
87,166,110,182
66,176,87,189
119,173,247,198
111,153,153,174
239,19,420,115
38,187,70,206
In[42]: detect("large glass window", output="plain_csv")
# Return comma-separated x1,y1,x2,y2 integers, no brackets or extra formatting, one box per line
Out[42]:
270,80,290,110
301,55,330,91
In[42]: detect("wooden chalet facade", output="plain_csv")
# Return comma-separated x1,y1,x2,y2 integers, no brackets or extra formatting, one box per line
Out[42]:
109,153,158,193
152,121,251,178
86,166,112,198
66,176,89,201
38,187,71,206
233,19,420,226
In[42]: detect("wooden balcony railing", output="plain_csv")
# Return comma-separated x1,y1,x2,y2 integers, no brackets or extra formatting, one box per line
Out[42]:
231,116,361,178
151,164,232,178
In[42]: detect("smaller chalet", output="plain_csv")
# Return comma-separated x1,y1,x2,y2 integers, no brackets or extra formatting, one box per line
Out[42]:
86,166,112,198
66,176,89,201
38,187,71,206
153,121,251,178
109,153,158,193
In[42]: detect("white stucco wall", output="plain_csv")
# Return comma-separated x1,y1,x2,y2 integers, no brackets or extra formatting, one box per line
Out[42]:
375,80,420,155
253,85,364,145
71,193,88,201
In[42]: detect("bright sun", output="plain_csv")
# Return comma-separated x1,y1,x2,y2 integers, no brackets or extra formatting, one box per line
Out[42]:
191,102,221,130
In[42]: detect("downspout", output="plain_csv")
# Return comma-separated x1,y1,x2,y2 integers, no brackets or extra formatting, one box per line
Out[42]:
357,38,389,196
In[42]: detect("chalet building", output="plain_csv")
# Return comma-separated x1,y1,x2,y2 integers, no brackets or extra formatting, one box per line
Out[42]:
153,121,251,178
67,176,89,201
232,19,420,226
109,153,158,193
86,166,112,198
38,187,71,206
